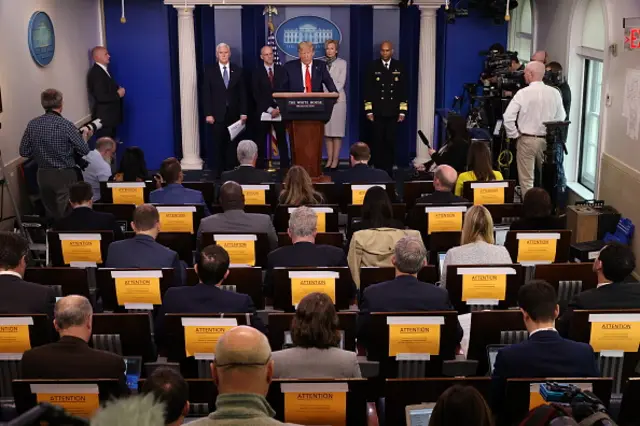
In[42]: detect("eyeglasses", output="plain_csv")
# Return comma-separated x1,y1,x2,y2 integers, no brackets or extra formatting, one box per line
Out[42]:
214,355,271,368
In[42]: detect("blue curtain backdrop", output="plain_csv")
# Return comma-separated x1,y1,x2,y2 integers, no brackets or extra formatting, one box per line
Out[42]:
103,0,176,170
399,5,421,165
194,6,216,167
348,5,374,151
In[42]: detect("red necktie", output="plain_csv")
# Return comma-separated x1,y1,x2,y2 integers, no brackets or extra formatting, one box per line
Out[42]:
305,64,312,93
268,67,274,87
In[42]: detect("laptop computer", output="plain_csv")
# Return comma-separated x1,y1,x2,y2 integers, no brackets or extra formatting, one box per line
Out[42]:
405,404,435,426
486,344,507,374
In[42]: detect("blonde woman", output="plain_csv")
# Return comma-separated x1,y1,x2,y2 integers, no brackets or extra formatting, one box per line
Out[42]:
278,166,324,206
440,205,511,287
324,39,347,170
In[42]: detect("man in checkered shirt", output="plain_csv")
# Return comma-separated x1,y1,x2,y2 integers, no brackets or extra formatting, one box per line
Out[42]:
20,89,92,219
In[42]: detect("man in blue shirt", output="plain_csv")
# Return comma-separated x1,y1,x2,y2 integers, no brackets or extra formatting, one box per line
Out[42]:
150,158,211,216
82,137,116,201
20,89,92,219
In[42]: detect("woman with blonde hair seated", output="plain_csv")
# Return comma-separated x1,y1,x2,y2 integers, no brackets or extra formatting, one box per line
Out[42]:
278,165,324,206
440,205,511,286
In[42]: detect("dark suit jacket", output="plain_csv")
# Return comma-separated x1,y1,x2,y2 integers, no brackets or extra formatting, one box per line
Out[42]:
149,184,211,216
221,166,272,185
428,141,469,174
0,274,56,318
357,275,463,361
491,330,599,415
202,62,247,123
284,59,337,93
21,336,129,395
509,216,566,231
105,235,186,286
252,64,288,115
53,206,124,240
87,63,122,127
155,282,266,346
265,241,348,298
557,282,640,337
332,164,392,184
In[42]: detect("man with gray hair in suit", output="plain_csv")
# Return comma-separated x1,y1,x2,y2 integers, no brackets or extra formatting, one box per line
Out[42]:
221,140,272,184
197,181,277,250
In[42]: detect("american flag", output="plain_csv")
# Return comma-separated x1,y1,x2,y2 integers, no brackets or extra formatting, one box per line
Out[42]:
267,18,280,157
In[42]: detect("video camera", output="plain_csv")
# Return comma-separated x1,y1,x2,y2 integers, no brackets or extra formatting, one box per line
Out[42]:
544,68,564,87
481,50,525,97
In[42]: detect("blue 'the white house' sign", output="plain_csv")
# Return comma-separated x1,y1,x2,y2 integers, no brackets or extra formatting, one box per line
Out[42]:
28,11,55,67
276,16,342,59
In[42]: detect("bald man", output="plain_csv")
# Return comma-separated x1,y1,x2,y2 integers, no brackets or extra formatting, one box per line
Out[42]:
407,165,467,232
364,41,408,176
252,46,290,169
190,326,300,425
530,50,548,64
503,61,566,196
21,296,128,395
88,46,125,138
197,181,277,250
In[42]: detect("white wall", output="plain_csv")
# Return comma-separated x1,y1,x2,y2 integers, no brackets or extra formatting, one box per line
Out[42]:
0,0,102,166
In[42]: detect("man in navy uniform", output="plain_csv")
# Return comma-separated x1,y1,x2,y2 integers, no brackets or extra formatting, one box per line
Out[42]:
364,41,408,177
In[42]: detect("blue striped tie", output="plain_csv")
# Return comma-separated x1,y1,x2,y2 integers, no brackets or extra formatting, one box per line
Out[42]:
223,66,229,88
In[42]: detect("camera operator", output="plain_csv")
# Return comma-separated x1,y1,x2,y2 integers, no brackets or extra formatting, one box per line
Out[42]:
19,89,93,220
545,62,572,202
503,62,566,197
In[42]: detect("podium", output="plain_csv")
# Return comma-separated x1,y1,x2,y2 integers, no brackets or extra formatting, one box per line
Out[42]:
273,92,338,181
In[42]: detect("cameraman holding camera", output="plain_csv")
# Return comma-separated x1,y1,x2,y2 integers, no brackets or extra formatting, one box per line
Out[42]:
19,89,93,220
503,62,566,196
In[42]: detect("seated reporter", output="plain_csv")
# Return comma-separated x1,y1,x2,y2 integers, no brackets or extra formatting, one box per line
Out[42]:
53,181,124,240
424,115,470,174
141,367,190,426
440,205,511,287
332,142,391,184
509,187,564,231
429,385,494,426
112,146,149,182
278,166,324,206
454,141,503,197
221,140,272,185
348,185,404,242
150,157,211,216
155,244,266,346
272,292,361,378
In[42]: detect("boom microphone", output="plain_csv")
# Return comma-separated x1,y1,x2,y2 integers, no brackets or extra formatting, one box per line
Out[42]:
418,131,431,149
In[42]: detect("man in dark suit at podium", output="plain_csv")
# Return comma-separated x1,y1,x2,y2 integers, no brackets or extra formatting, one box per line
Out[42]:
87,46,124,139
284,41,337,94
252,46,289,169
202,43,248,178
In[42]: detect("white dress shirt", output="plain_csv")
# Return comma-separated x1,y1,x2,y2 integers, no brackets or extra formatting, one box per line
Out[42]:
503,81,566,139
82,150,113,201
97,62,110,78
382,59,391,69
528,327,557,337
301,61,312,92
0,271,22,278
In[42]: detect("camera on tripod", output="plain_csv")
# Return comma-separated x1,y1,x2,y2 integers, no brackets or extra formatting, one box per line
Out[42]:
481,50,525,98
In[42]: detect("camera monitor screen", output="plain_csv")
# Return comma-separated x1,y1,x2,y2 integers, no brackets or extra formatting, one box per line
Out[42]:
124,356,142,393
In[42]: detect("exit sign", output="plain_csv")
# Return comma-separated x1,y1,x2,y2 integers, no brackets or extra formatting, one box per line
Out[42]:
624,18,640,51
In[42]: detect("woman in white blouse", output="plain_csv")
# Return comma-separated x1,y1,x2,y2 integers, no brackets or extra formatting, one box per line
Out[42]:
440,205,512,287
323,39,347,171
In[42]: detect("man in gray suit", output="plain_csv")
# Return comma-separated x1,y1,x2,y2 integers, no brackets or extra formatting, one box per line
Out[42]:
190,326,300,425
197,181,277,250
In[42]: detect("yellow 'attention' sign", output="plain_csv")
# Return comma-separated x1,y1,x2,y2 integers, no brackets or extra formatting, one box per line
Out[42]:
217,240,256,265
462,274,507,301
159,211,194,233
388,324,441,357
112,187,144,205
290,277,336,306
427,211,463,234
351,189,367,205
517,238,558,263
114,277,162,306
316,212,326,233
0,324,31,353
61,240,102,264
36,393,100,418
284,392,347,426
183,325,235,357
589,321,640,353
243,189,266,205
473,187,505,205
